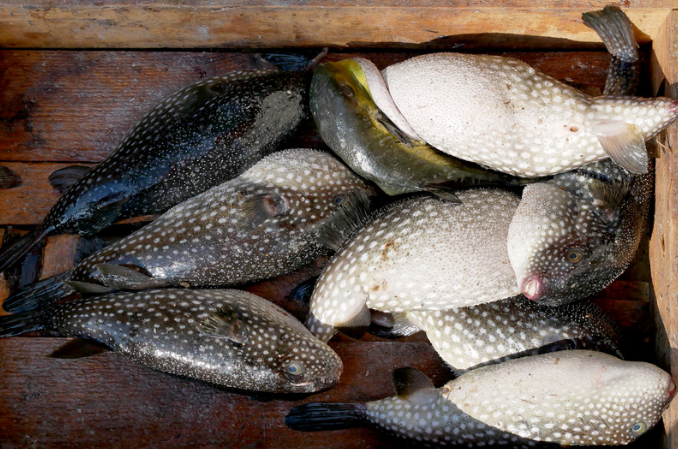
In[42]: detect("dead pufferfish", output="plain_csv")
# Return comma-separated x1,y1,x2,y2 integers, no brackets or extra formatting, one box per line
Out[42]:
380,52,678,177
0,288,342,394
286,351,676,447
4,149,374,314
306,189,521,343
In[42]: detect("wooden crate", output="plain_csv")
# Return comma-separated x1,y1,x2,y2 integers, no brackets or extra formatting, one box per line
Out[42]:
0,2,676,448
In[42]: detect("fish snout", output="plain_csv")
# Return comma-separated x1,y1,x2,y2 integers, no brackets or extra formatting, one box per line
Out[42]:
670,100,678,116
521,274,544,301
667,378,676,402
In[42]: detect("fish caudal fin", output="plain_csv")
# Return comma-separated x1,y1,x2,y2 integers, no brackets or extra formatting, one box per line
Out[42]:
0,308,48,337
0,226,53,274
285,403,366,431
2,273,75,314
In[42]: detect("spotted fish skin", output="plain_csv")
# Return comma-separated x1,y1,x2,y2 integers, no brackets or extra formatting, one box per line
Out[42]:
382,52,678,177
0,289,342,394
310,58,527,198
399,296,621,374
286,351,675,447
3,149,373,313
306,189,521,342
0,70,307,273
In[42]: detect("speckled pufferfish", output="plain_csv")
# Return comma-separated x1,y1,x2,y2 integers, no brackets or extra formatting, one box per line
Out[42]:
306,189,521,343
0,69,307,274
376,295,621,374
3,149,373,314
0,289,342,393
380,53,678,177
286,351,676,447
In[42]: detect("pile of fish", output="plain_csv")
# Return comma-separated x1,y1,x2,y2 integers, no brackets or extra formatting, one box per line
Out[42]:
0,5,675,448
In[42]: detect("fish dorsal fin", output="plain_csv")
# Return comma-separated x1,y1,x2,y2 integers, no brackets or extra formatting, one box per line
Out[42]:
0,165,21,189
316,190,372,251
198,306,249,345
48,338,109,359
178,80,227,118
63,280,113,294
93,263,162,290
48,165,92,194
237,193,289,231
336,305,371,340
420,184,463,203
592,121,648,174
392,367,435,400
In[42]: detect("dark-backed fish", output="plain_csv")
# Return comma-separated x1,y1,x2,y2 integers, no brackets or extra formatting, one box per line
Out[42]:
0,288,342,393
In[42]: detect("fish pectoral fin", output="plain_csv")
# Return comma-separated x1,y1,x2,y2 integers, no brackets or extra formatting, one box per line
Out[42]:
289,276,318,304
587,178,627,222
0,165,21,189
48,338,109,359
370,311,421,339
336,306,371,340
63,280,113,294
198,307,249,345
375,110,416,147
420,184,463,203
237,193,289,231
316,190,372,251
392,367,436,400
93,263,160,290
593,121,648,174
48,165,92,194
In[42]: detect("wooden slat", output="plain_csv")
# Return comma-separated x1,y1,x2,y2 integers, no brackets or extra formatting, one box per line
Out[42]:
0,50,612,163
649,10,678,449
0,3,673,50
0,338,449,449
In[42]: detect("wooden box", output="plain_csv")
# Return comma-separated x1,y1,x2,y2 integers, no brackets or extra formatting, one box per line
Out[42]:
0,2,677,448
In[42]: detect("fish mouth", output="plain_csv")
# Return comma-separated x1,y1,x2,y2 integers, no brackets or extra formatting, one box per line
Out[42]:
521,274,544,301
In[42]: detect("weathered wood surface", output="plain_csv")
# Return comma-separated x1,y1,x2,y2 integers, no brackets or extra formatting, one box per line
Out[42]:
649,10,678,449
0,50,612,163
0,2,674,50
0,338,449,449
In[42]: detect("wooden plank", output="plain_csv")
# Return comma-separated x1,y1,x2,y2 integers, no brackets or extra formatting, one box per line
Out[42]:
0,338,449,449
0,50,612,163
649,10,678,449
0,3,672,50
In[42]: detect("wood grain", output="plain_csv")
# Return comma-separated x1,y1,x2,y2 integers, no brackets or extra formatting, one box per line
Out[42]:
0,3,672,50
649,10,678,449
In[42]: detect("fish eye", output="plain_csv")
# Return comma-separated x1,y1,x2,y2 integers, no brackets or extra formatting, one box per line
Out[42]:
630,421,647,435
339,82,354,98
565,248,584,264
334,196,343,204
286,361,305,376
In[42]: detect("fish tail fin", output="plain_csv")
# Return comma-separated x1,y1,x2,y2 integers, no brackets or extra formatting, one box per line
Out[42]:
2,273,74,314
0,225,53,274
285,403,366,431
0,308,48,337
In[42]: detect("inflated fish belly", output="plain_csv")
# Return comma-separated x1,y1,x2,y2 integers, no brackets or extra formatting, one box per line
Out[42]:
0,289,342,394
306,189,521,342
383,52,678,177
286,351,675,446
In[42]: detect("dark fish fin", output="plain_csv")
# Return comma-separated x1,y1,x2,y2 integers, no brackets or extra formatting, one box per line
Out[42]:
0,165,21,189
3,272,74,313
2,228,46,293
0,308,47,337
48,165,92,195
0,225,53,274
587,178,627,221
369,312,421,339
336,306,371,340
290,276,318,304
93,263,162,291
392,367,435,400
63,280,113,295
375,110,416,147
420,184,463,203
316,190,372,251
285,402,366,431
593,121,648,174
198,307,250,345
263,53,312,72
48,338,109,359
237,193,289,231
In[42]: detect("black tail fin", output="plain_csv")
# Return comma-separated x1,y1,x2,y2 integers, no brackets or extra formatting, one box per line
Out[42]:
2,272,75,314
0,308,47,337
582,6,639,96
285,403,366,431
0,225,52,274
